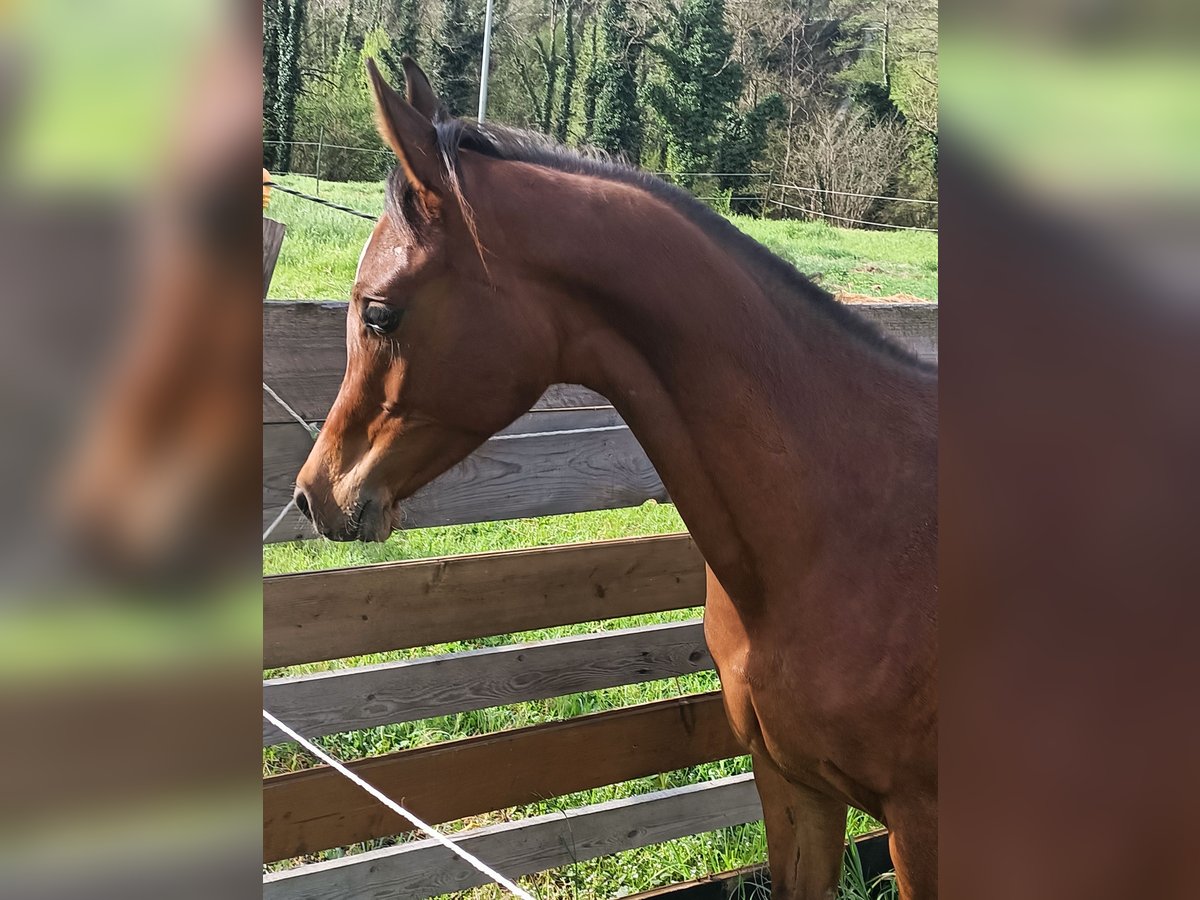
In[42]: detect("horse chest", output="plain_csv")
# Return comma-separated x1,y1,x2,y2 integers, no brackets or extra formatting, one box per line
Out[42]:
703,570,887,794
702,574,811,757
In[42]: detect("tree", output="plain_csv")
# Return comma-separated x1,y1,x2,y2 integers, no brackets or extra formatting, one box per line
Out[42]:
376,0,423,86
339,0,359,56
263,0,282,168
554,0,580,142
645,0,745,180
393,0,422,58
294,27,398,182
713,93,784,198
434,0,484,116
580,17,601,142
591,0,644,162
646,0,780,188
263,0,307,172
885,0,938,136
787,106,908,225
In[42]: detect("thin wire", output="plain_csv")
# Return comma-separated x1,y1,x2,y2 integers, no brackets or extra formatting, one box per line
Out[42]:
771,182,938,205
264,139,392,155
263,709,536,900
262,382,319,542
265,181,380,221
263,382,321,440
767,198,938,232
650,171,769,178
263,498,296,543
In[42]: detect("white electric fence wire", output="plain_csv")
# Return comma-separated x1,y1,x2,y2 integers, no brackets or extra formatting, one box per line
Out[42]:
262,382,320,542
263,499,297,543
263,382,321,440
262,709,536,900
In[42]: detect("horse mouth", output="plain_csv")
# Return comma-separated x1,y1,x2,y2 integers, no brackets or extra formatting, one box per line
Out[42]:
319,497,391,543
352,497,401,543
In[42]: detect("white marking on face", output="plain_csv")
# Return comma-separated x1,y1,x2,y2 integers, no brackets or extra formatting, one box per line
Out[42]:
355,231,375,282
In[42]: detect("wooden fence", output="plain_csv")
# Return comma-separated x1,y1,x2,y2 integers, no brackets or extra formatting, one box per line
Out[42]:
263,299,936,898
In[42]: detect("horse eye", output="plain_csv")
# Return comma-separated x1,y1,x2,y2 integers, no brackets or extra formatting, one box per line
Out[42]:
363,301,402,336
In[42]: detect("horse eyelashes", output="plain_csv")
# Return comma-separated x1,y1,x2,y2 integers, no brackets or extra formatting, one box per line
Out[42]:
363,302,403,336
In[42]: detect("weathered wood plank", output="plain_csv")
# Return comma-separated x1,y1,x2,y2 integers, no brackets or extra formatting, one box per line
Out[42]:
263,620,711,745
262,300,936,421
263,692,741,862
856,302,938,364
263,773,762,900
263,408,665,542
264,533,703,668
263,218,286,300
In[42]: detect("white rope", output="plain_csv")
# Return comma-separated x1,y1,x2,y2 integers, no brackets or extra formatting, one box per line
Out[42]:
262,709,536,900
262,382,320,542
263,498,296,542
491,423,628,441
263,381,321,440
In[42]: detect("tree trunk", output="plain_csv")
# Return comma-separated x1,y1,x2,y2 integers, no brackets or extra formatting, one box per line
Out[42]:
555,0,578,143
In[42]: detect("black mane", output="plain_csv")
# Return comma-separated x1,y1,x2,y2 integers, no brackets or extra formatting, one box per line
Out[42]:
387,116,933,372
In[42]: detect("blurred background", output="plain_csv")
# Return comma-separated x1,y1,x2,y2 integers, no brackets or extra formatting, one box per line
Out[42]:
0,0,1195,896
939,3,1199,900
0,2,261,899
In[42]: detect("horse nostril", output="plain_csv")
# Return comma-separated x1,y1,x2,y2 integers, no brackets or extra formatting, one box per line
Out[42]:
294,488,312,522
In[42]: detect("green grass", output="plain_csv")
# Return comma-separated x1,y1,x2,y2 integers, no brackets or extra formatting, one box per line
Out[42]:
266,174,938,301
263,502,687,575
266,177,381,299
734,215,938,300
262,172,906,894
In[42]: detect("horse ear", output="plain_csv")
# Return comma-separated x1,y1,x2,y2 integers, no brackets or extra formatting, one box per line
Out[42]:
402,57,443,121
366,58,443,212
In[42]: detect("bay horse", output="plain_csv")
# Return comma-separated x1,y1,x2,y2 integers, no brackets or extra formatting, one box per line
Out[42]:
295,58,938,898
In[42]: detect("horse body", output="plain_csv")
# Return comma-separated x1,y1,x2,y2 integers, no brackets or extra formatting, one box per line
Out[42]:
526,157,938,896
295,59,937,898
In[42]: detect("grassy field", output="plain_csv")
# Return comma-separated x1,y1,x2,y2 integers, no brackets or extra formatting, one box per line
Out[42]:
263,173,920,897
266,174,938,301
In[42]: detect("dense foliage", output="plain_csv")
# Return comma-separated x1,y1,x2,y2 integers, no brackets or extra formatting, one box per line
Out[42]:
433,0,485,116
262,0,937,228
590,0,644,161
263,0,307,172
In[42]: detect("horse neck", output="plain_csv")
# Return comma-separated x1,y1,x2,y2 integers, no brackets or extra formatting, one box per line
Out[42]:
488,165,937,605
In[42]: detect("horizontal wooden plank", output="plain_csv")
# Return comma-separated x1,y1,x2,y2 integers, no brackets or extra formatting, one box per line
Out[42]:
264,407,665,542
263,692,741,862
262,301,607,422
264,620,711,745
262,300,936,422
858,302,938,364
264,773,762,900
264,533,704,669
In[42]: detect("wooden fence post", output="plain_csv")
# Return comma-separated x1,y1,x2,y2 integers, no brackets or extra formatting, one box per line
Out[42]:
263,216,286,301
